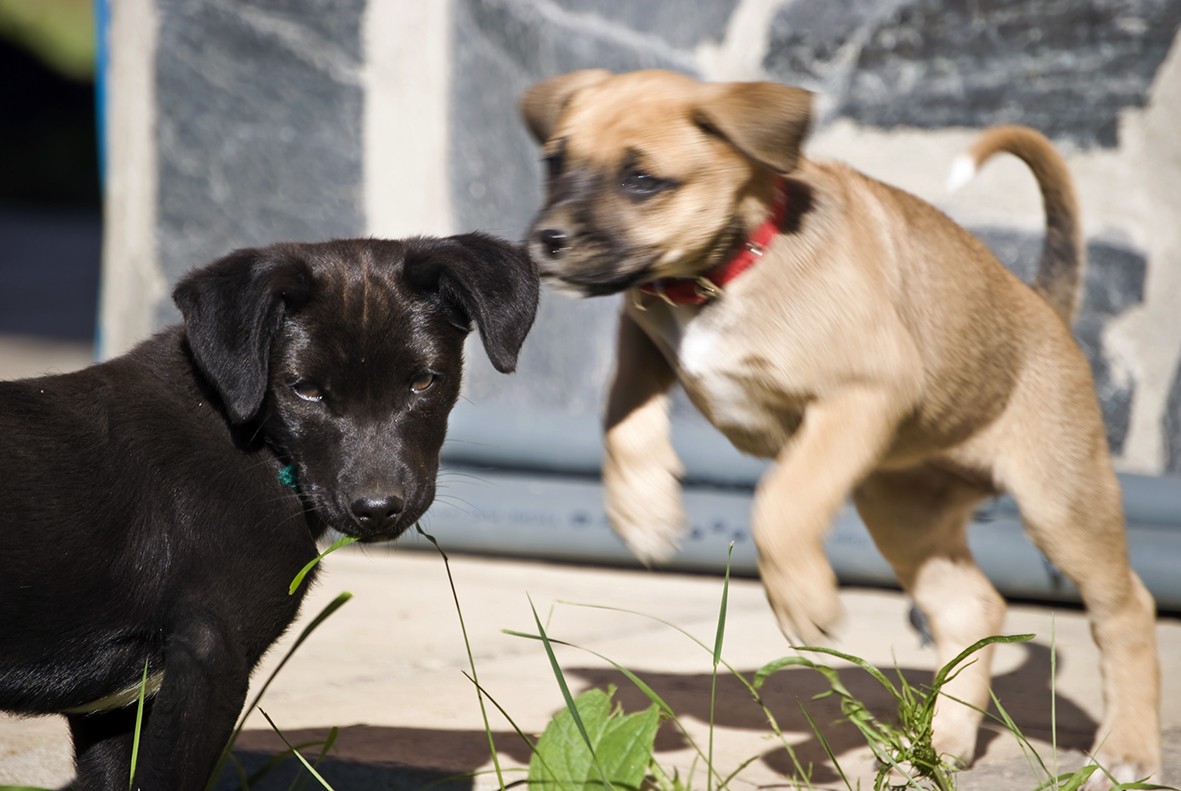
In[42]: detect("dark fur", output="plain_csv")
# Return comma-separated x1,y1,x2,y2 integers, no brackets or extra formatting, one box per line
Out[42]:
0,234,538,790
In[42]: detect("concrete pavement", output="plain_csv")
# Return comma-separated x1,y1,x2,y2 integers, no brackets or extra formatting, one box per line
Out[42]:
1,545,1179,790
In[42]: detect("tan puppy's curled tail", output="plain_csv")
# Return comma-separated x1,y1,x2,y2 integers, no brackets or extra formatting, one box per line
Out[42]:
946,125,1085,326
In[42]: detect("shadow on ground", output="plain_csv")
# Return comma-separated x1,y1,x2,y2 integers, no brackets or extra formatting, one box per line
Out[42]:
213,725,513,790
215,641,1096,790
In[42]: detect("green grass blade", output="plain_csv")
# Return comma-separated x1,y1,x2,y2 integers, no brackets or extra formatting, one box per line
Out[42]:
1051,617,1058,780
713,544,733,667
206,592,353,790
987,687,1050,781
259,710,336,790
555,599,781,708
289,535,360,595
931,633,1034,689
459,669,557,781
129,658,150,789
526,602,599,774
238,592,353,726
417,526,507,790
752,655,825,690
793,645,902,699
708,544,734,791
224,753,250,790
797,701,849,791
503,629,677,721
716,752,774,791
289,727,340,791
220,739,336,791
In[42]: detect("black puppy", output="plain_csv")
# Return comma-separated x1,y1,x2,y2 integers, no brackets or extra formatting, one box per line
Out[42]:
0,234,538,790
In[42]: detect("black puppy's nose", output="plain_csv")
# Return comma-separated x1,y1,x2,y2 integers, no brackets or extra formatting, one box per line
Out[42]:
350,491,404,531
537,228,569,259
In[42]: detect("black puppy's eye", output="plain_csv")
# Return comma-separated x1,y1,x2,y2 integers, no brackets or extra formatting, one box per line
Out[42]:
292,380,324,402
620,169,673,199
410,372,437,393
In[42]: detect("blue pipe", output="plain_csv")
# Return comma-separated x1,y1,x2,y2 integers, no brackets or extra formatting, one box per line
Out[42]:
418,402,1181,611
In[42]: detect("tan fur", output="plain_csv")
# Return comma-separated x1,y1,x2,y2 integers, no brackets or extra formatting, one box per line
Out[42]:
521,70,1161,788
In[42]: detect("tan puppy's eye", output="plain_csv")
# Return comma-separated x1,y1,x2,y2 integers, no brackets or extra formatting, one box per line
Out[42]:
410,372,438,393
544,151,564,179
620,169,674,199
292,380,324,402
543,138,567,179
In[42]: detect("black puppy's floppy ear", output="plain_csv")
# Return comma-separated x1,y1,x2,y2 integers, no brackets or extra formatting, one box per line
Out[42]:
404,233,540,373
173,246,312,424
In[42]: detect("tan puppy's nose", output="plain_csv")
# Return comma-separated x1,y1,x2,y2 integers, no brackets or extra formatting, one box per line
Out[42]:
537,228,570,259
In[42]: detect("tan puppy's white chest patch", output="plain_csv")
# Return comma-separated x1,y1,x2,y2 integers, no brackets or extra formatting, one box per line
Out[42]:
668,305,712,377
640,304,790,457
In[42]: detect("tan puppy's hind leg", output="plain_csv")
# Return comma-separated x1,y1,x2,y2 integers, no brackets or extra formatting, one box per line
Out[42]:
753,386,905,645
1000,446,1161,790
854,467,1001,766
603,309,685,564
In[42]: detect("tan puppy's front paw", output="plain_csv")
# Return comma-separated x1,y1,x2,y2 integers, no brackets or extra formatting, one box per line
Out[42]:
1080,710,1163,791
930,710,978,769
1081,752,1161,791
759,552,844,645
603,455,686,565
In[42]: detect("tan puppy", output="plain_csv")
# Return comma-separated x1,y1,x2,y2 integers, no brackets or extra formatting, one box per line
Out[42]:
520,69,1161,787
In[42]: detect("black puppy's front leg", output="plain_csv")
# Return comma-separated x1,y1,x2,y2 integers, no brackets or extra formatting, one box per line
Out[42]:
68,705,145,791
129,620,250,791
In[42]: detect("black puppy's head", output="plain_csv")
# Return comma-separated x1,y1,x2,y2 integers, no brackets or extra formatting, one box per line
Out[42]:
173,234,539,541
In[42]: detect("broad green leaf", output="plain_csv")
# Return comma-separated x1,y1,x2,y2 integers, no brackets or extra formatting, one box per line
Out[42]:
528,687,660,791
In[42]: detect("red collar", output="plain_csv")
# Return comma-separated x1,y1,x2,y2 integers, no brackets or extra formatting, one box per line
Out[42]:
637,176,788,307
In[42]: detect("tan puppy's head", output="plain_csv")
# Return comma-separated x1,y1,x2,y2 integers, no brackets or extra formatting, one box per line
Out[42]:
521,69,812,296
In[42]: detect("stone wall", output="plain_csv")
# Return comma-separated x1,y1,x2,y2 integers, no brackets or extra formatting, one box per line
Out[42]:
102,0,1181,476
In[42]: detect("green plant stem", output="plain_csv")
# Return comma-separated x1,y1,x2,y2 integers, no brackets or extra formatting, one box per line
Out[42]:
416,525,507,790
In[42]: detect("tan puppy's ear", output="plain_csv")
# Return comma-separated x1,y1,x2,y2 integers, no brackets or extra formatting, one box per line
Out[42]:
520,69,613,143
693,82,813,174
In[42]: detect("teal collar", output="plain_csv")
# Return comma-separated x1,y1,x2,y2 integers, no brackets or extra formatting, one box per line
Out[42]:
278,464,300,490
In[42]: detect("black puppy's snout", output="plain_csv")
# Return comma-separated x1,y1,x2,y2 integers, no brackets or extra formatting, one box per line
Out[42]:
537,228,570,259
350,490,405,531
